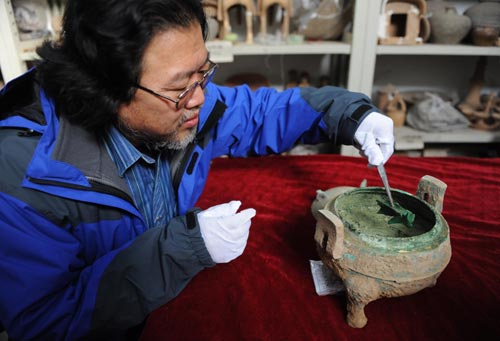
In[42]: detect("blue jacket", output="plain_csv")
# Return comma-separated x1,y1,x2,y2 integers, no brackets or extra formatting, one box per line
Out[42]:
0,70,376,339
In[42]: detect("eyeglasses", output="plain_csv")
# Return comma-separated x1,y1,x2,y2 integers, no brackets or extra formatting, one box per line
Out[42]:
135,60,218,109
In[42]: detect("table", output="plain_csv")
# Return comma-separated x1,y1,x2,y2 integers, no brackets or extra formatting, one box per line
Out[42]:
141,155,500,340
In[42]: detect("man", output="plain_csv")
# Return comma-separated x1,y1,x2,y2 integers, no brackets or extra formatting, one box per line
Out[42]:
0,0,393,338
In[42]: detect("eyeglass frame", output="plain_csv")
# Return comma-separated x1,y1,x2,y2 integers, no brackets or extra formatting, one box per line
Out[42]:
134,60,218,109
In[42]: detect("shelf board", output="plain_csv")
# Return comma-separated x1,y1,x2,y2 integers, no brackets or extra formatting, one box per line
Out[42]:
230,41,351,55
22,42,498,61
18,39,352,63
377,44,500,56
395,126,500,147
18,38,45,61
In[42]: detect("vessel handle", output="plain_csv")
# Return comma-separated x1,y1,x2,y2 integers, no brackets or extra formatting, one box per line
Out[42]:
315,209,344,259
416,175,448,213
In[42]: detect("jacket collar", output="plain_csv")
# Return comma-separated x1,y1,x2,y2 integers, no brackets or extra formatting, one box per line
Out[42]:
0,70,132,199
26,88,132,199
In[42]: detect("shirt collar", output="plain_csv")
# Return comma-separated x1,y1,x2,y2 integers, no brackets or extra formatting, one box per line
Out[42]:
103,125,155,177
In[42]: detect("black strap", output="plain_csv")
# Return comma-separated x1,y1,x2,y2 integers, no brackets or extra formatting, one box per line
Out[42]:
351,104,371,122
195,100,227,148
172,100,227,192
186,210,197,230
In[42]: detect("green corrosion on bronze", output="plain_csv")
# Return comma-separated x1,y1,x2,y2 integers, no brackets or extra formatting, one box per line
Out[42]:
377,199,416,230
328,187,448,252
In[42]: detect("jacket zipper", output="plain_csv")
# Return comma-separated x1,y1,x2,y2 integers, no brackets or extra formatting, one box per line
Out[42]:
171,100,227,193
27,176,134,204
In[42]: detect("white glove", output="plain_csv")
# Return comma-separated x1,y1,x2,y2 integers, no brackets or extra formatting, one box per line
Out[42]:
354,112,395,166
198,200,256,263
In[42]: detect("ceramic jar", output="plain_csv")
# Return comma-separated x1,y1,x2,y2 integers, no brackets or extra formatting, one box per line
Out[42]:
464,2,500,46
426,0,450,15
429,7,471,44
386,92,407,127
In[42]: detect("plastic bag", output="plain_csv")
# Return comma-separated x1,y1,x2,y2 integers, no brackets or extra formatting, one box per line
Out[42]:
406,92,470,132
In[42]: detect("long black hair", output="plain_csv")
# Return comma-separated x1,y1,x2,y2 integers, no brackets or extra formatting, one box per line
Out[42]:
36,0,207,133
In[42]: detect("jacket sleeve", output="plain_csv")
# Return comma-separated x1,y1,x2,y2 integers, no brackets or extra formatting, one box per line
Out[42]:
204,83,378,157
88,208,214,334
0,191,213,339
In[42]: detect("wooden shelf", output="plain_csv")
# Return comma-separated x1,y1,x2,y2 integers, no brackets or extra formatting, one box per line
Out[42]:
206,40,351,64
377,44,500,56
395,126,500,151
230,41,351,55
19,40,353,64
18,39,45,61
3,0,498,158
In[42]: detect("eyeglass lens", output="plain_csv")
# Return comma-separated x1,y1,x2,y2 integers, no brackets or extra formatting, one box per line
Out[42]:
177,63,217,108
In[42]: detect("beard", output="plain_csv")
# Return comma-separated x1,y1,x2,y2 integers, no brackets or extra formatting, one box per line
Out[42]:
116,109,198,153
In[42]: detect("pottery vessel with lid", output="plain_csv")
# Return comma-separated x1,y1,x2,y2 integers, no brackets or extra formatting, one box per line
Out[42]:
311,175,451,328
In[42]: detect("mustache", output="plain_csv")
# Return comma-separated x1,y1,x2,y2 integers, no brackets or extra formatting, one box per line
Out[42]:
179,107,200,126
115,105,202,153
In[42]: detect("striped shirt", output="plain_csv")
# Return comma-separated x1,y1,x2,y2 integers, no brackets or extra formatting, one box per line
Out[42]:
103,125,177,229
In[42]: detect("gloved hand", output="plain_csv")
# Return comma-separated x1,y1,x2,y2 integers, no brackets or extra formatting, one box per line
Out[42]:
198,200,256,263
354,112,395,166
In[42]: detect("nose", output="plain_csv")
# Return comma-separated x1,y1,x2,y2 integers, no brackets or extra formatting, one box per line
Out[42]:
184,83,205,109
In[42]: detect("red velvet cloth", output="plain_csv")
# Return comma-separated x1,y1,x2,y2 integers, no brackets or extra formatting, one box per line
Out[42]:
141,155,500,340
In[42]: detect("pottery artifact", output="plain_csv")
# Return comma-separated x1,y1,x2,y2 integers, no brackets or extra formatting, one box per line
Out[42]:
218,0,256,43
429,6,471,44
426,0,451,16
464,2,500,46
379,0,427,45
257,0,292,40
311,176,451,328
300,0,352,41
203,0,221,40
386,92,407,127
464,2,500,30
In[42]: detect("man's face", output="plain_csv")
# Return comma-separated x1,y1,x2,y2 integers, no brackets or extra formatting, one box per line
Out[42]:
117,22,209,151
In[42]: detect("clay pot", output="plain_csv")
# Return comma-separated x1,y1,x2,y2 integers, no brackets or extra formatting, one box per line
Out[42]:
399,0,427,15
206,17,220,40
300,0,352,40
426,0,451,15
464,2,500,45
419,16,431,42
471,26,500,46
429,7,471,44
386,92,407,127
376,84,399,112
312,176,451,328
464,2,500,29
